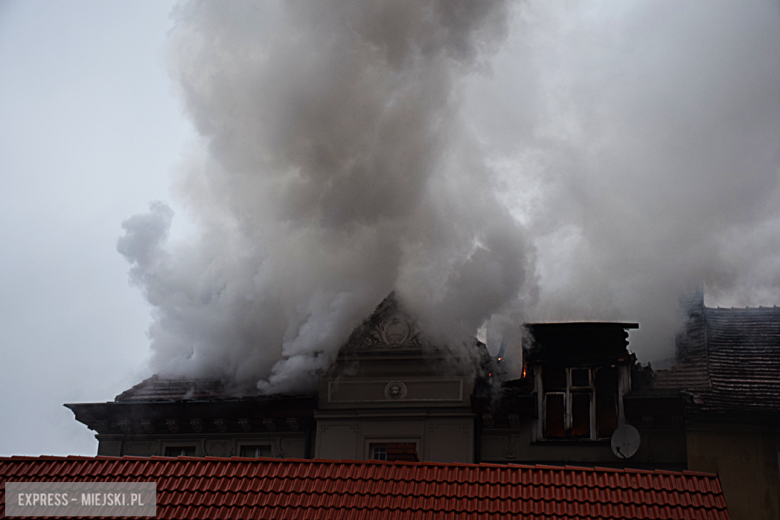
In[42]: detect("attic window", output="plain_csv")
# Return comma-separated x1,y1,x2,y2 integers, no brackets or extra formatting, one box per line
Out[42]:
540,366,618,440
240,445,272,458
370,444,388,461
164,446,196,457
369,442,420,462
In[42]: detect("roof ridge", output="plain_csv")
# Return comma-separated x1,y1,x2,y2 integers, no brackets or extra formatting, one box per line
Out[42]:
706,304,780,311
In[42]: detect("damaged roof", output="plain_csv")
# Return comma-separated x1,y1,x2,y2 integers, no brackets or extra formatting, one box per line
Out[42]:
652,302,780,418
114,375,233,402
523,322,638,364
0,456,729,519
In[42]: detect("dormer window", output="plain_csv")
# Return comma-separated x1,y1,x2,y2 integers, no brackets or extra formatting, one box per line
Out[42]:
539,365,619,440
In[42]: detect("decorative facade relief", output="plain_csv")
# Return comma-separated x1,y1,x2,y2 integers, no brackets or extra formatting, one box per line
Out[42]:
273,439,284,459
166,419,179,433
204,440,233,458
124,441,159,457
384,381,408,400
214,419,227,433
281,437,305,458
190,419,203,433
345,313,425,350
342,295,429,351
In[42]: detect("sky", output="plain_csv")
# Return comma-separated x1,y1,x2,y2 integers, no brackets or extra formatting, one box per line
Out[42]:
0,1,192,455
2,1,780,457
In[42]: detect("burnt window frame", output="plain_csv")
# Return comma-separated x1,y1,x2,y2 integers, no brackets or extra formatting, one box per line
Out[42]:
537,365,620,441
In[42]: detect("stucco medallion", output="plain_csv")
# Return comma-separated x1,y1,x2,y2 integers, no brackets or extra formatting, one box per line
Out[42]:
384,381,408,400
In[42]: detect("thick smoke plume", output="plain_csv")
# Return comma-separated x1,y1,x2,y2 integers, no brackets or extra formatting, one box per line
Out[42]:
476,1,780,362
119,1,780,392
119,0,531,393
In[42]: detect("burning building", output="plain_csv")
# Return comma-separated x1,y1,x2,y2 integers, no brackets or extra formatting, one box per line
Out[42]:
66,292,780,518
68,294,676,468
68,295,481,463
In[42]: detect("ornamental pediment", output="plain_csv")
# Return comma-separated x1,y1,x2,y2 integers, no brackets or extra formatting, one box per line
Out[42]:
342,293,426,351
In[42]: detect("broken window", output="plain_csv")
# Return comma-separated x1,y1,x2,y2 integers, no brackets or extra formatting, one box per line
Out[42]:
544,393,565,437
541,366,619,440
595,366,619,438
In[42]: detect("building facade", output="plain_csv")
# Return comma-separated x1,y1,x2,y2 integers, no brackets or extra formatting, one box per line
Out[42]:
68,294,681,471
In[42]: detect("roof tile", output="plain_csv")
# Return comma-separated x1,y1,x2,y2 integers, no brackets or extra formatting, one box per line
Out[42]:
0,456,729,519
652,305,780,416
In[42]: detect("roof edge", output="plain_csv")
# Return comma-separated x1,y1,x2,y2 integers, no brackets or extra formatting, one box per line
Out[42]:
0,455,717,477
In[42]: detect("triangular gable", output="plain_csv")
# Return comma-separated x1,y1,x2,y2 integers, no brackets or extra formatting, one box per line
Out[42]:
341,292,428,352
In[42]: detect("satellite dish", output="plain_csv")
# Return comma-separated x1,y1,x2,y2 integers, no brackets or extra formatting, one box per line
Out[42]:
611,425,641,459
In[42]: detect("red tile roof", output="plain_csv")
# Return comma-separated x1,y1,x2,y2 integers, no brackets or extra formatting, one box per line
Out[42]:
0,456,729,519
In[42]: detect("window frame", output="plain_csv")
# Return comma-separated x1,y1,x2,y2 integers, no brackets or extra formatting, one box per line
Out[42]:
365,439,420,461
163,446,197,457
536,365,621,441
369,444,388,461
239,444,273,458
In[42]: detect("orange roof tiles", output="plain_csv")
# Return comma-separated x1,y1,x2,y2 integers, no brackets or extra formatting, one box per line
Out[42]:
1,456,729,519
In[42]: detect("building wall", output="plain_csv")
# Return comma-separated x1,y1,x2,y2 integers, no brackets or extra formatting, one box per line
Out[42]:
479,415,687,469
315,414,474,463
97,433,307,459
316,374,475,463
687,422,780,520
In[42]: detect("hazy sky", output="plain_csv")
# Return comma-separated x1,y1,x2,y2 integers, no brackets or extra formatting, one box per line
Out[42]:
0,1,192,455
2,1,780,457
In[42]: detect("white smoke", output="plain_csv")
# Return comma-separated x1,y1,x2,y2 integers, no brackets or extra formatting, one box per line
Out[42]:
119,0,780,391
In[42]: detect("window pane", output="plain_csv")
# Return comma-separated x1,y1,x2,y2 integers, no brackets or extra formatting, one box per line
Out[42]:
387,443,419,462
595,366,618,391
370,444,388,461
597,393,618,438
542,366,566,390
544,394,565,438
571,393,591,438
571,368,590,387
164,446,196,457
240,445,272,458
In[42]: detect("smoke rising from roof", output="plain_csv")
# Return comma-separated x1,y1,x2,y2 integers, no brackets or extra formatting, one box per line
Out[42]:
482,1,780,359
119,1,780,391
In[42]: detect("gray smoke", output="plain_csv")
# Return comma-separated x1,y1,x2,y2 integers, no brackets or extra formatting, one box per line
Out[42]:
472,1,780,361
119,0,530,392
119,0,780,391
